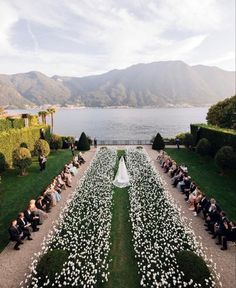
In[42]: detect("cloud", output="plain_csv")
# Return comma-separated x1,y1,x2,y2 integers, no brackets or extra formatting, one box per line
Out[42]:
0,0,234,75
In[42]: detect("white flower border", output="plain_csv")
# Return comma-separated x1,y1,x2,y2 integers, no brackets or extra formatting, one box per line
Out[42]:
22,147,117,288
126,148,220,288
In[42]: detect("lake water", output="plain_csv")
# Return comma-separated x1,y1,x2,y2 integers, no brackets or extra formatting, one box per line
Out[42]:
7,108,208,140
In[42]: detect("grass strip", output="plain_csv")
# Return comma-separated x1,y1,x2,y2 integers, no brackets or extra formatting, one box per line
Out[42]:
104,150,140,288
0,149,73,251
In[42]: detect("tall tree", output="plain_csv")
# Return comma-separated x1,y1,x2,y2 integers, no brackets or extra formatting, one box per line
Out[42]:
207,95,236,129
47,107,56,132
38,111,49,125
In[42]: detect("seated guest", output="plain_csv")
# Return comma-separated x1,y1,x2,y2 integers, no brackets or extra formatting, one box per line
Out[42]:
42,191,53,211
188,189,202,210
56,175,66,190
36,196,47,212
212,211,230,241
17,212,33,239
193,193,209,216
78,152,86,164
24,207,40,232
205,204,220,234
29,199,48,224
220,221,236,250
67,161,78,176
184,182,196,201
8,220,31,250
61,170,72,187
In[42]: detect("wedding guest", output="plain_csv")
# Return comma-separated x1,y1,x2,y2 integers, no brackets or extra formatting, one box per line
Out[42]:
38,150,47,171
220,221,236,250
24,207,40,232
29,199,48,224
17,212,33,239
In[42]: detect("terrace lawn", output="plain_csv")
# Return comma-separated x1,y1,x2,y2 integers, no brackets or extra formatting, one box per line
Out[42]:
0,149,72,252
104,150,140,288
165,148,236,221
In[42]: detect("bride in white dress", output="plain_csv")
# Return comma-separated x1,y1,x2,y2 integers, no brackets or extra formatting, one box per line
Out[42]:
113,156,130,188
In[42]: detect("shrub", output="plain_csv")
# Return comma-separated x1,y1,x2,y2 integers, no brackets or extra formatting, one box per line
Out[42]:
152,133,165,150
36,249,69,285
182,133,194,149
190,124,236,154
20,142,28,148
0,153,6,172
12,147,32,176
28,115,39,127
34,139,50,156
215,146,236,171
176,250,211,287
77,132,90,151
62,136,75,149
50,134,63,151
0,125,50,167
196,138,212,156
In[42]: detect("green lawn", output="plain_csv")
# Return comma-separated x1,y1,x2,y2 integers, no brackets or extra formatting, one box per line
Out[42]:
0,149,73,252
104,150,140,288
165,148,236,221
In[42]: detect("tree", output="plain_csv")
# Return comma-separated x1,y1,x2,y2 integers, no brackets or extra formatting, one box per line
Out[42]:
13,147,32,176
47,107,56,133
50,134,63,151
182,133,194,149
77,132,90,151
152,133,165,150
34,139,50,156
215,146,236,172
196,138,211,156
207,95,236,129
38,111,49,125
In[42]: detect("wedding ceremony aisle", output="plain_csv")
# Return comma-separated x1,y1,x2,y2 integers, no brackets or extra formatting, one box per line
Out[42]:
145,145,236,288
0,148,96,288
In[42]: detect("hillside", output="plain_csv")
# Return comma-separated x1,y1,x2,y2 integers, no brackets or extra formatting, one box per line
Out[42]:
0,61,235,108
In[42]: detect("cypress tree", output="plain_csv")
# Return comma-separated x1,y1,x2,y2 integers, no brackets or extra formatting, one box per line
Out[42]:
77,132,90,151
152,133,165,150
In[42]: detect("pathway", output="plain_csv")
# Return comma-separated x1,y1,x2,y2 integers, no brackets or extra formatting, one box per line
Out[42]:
0,148,96,288
145,145,236,288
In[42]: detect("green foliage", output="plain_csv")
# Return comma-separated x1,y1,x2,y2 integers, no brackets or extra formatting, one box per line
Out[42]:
182,133,194,149
0,125,50,167
28,115,39,126
0,117,24,132
215,146,236,171
12,147,32,175
0,153,6,172
190,124,236,154
61,136,75,149
176,250,211,287
207,95,236,129
34,139,50,156
50,134,63,150
196,138,212,156
152,133,165,150
77,132,90,151
20,142,28,148
36,249,69,284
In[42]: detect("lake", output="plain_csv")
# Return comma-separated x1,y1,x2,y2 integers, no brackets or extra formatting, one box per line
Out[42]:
7,107,208,140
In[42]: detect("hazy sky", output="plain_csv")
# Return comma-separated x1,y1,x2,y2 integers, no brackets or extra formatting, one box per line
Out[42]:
0,0,235,76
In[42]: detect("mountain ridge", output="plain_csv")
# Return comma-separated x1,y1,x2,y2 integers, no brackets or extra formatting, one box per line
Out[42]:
0,61,235,108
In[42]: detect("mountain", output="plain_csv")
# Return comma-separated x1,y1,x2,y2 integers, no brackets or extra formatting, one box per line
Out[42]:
0,61,235,108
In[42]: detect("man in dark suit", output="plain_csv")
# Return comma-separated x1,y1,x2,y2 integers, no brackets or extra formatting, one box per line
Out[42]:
17,212,33,240
9,219,32,250
24,209,40,232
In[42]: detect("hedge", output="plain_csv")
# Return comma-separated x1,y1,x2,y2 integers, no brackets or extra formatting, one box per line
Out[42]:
0,118,24,132
28,115,39,127
190,124,236,154
0,125,50,167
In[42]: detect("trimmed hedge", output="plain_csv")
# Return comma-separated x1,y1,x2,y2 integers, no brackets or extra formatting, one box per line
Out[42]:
191,124,236,154
28,115,39,127
77,132,90,151
176,250,211,287
152,133,165,150
36,249,69,285
196,138,212,156
0,125,50,167
0,118,24,132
